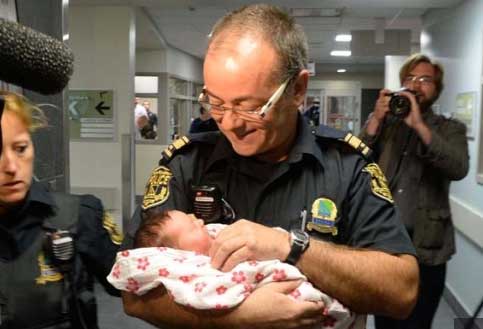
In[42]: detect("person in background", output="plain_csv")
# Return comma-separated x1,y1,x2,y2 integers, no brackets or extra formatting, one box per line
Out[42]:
121,4,419,329
303,97,320,126
360,53,469,329
189,106,219,133
134,97,148,134
143,100,158,131
0,91,122,329
134,98,156,140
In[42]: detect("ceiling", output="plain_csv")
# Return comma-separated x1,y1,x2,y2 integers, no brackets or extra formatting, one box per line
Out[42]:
71,0,464,73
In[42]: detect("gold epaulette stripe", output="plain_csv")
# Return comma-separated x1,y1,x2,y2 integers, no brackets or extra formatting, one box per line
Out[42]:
344,133,371,157
161,136,190,161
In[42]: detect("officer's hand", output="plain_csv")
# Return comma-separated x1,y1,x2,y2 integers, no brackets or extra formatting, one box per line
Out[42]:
209,219,290,272
372,89,392,122
224,280,325,329
399,90,424,129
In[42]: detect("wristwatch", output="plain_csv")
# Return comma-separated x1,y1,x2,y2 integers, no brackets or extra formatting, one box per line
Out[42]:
286,229,310,265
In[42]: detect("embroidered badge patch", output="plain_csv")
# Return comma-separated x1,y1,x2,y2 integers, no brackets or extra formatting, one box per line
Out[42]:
362,163,394,203
102,212,123,245
142,166,173,210
36,251,63,285
307,198,338,236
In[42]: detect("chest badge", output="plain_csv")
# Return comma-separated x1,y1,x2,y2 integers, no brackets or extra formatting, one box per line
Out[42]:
35,251,63,285
142,165,173,210
307,198,338,236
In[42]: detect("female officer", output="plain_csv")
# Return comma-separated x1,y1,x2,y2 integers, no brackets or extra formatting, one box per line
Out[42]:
0,91,122,329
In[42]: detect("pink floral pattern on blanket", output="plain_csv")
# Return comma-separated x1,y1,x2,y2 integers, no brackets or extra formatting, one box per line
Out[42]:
107,224,365,329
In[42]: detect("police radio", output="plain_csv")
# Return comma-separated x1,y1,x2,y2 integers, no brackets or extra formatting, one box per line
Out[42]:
191,185,235,223
45,230,75,272
43,229,92,329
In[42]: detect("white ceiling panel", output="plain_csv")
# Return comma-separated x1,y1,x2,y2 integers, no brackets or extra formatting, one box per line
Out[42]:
72,0,465,71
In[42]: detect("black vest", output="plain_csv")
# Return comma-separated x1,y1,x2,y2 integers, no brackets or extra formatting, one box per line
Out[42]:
0,193,97,329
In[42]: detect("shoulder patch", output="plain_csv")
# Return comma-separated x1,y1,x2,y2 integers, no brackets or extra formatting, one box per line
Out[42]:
343,133,372,159
159,136,191,165
362,163,394,203
142,165,173,210
102,211,123,245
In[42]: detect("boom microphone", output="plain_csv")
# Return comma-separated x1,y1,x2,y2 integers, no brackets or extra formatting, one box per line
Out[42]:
0,18,74,95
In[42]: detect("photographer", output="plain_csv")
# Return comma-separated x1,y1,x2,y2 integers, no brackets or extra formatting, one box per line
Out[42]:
360,53,469,329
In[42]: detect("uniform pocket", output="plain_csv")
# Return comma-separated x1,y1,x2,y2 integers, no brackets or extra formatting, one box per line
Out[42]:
417,209,451,249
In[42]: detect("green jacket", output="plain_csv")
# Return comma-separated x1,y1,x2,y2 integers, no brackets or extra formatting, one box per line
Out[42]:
360,110,469,265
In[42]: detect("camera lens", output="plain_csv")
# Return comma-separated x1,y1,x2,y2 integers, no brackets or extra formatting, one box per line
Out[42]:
389,94,411,118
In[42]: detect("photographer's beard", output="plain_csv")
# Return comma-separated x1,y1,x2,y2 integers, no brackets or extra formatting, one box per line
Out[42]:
419,94,438,113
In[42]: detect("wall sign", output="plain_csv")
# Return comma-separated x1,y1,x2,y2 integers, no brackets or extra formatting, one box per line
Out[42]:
454,91,477,139
68,90,114,140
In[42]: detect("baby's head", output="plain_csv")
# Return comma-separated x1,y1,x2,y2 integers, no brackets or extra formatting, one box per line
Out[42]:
135,209,213,254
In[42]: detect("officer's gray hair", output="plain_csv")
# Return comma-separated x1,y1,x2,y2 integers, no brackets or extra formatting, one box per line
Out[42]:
207,4,308,84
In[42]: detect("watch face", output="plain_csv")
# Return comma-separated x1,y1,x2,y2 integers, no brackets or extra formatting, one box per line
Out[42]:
291,229,309,249
293,229,309,240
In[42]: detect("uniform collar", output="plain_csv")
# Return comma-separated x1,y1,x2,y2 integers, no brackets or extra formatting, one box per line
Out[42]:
26,180,56,208
204,114,324,171
286,115,324,165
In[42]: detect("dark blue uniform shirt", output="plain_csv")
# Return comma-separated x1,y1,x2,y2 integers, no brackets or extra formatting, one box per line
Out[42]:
126,116,415,257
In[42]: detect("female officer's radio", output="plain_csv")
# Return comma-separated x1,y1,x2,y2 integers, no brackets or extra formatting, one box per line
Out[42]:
191,185,235,224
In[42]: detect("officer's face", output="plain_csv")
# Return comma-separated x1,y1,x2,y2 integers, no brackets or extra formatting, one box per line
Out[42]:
0,111,34,210
163,210,213,255
203,33,307,162
402,62,438,110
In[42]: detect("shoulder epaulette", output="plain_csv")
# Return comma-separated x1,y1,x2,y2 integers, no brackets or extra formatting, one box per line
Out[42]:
314,125,373,160
159,136,190,164
159,132,220,165
342,133,373,160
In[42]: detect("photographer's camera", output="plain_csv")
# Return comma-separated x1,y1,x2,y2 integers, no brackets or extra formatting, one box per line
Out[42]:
388,88,417,118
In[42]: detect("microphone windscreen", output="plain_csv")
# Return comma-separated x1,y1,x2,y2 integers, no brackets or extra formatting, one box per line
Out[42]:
0,18,74,95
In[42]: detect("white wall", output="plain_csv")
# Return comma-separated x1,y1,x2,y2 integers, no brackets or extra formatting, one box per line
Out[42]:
423,0,483,315
312,73,384,89
167,48,203,82
384,55,407,90
136,50,167,73
69,5,135,227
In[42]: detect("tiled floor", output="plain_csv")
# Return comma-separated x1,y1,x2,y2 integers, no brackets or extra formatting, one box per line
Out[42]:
97,284,458,329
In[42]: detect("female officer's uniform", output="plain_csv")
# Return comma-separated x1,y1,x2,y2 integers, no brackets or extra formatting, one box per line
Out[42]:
0,181,122,329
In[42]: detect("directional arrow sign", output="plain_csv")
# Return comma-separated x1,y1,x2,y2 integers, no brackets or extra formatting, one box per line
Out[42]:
95,101,111,115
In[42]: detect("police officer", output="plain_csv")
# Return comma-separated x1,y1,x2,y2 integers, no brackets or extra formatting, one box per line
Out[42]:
122,4,419,329
0,91,122,329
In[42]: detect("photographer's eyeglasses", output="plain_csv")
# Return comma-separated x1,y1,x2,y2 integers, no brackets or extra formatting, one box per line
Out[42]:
198,77,291,119
403,75,434,85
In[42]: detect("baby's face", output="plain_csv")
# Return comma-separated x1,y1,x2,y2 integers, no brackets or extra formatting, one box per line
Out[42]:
165,210,212,254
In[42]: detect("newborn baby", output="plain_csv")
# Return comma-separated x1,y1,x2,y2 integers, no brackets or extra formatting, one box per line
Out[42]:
108,210,365,328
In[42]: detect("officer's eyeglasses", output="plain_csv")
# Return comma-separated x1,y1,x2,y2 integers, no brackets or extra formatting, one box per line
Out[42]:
403,75,434,86
198,77,291,119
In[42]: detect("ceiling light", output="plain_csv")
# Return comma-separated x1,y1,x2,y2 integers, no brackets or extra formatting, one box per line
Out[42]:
337,69,346,73
330,50,351,57
335,34,352,42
